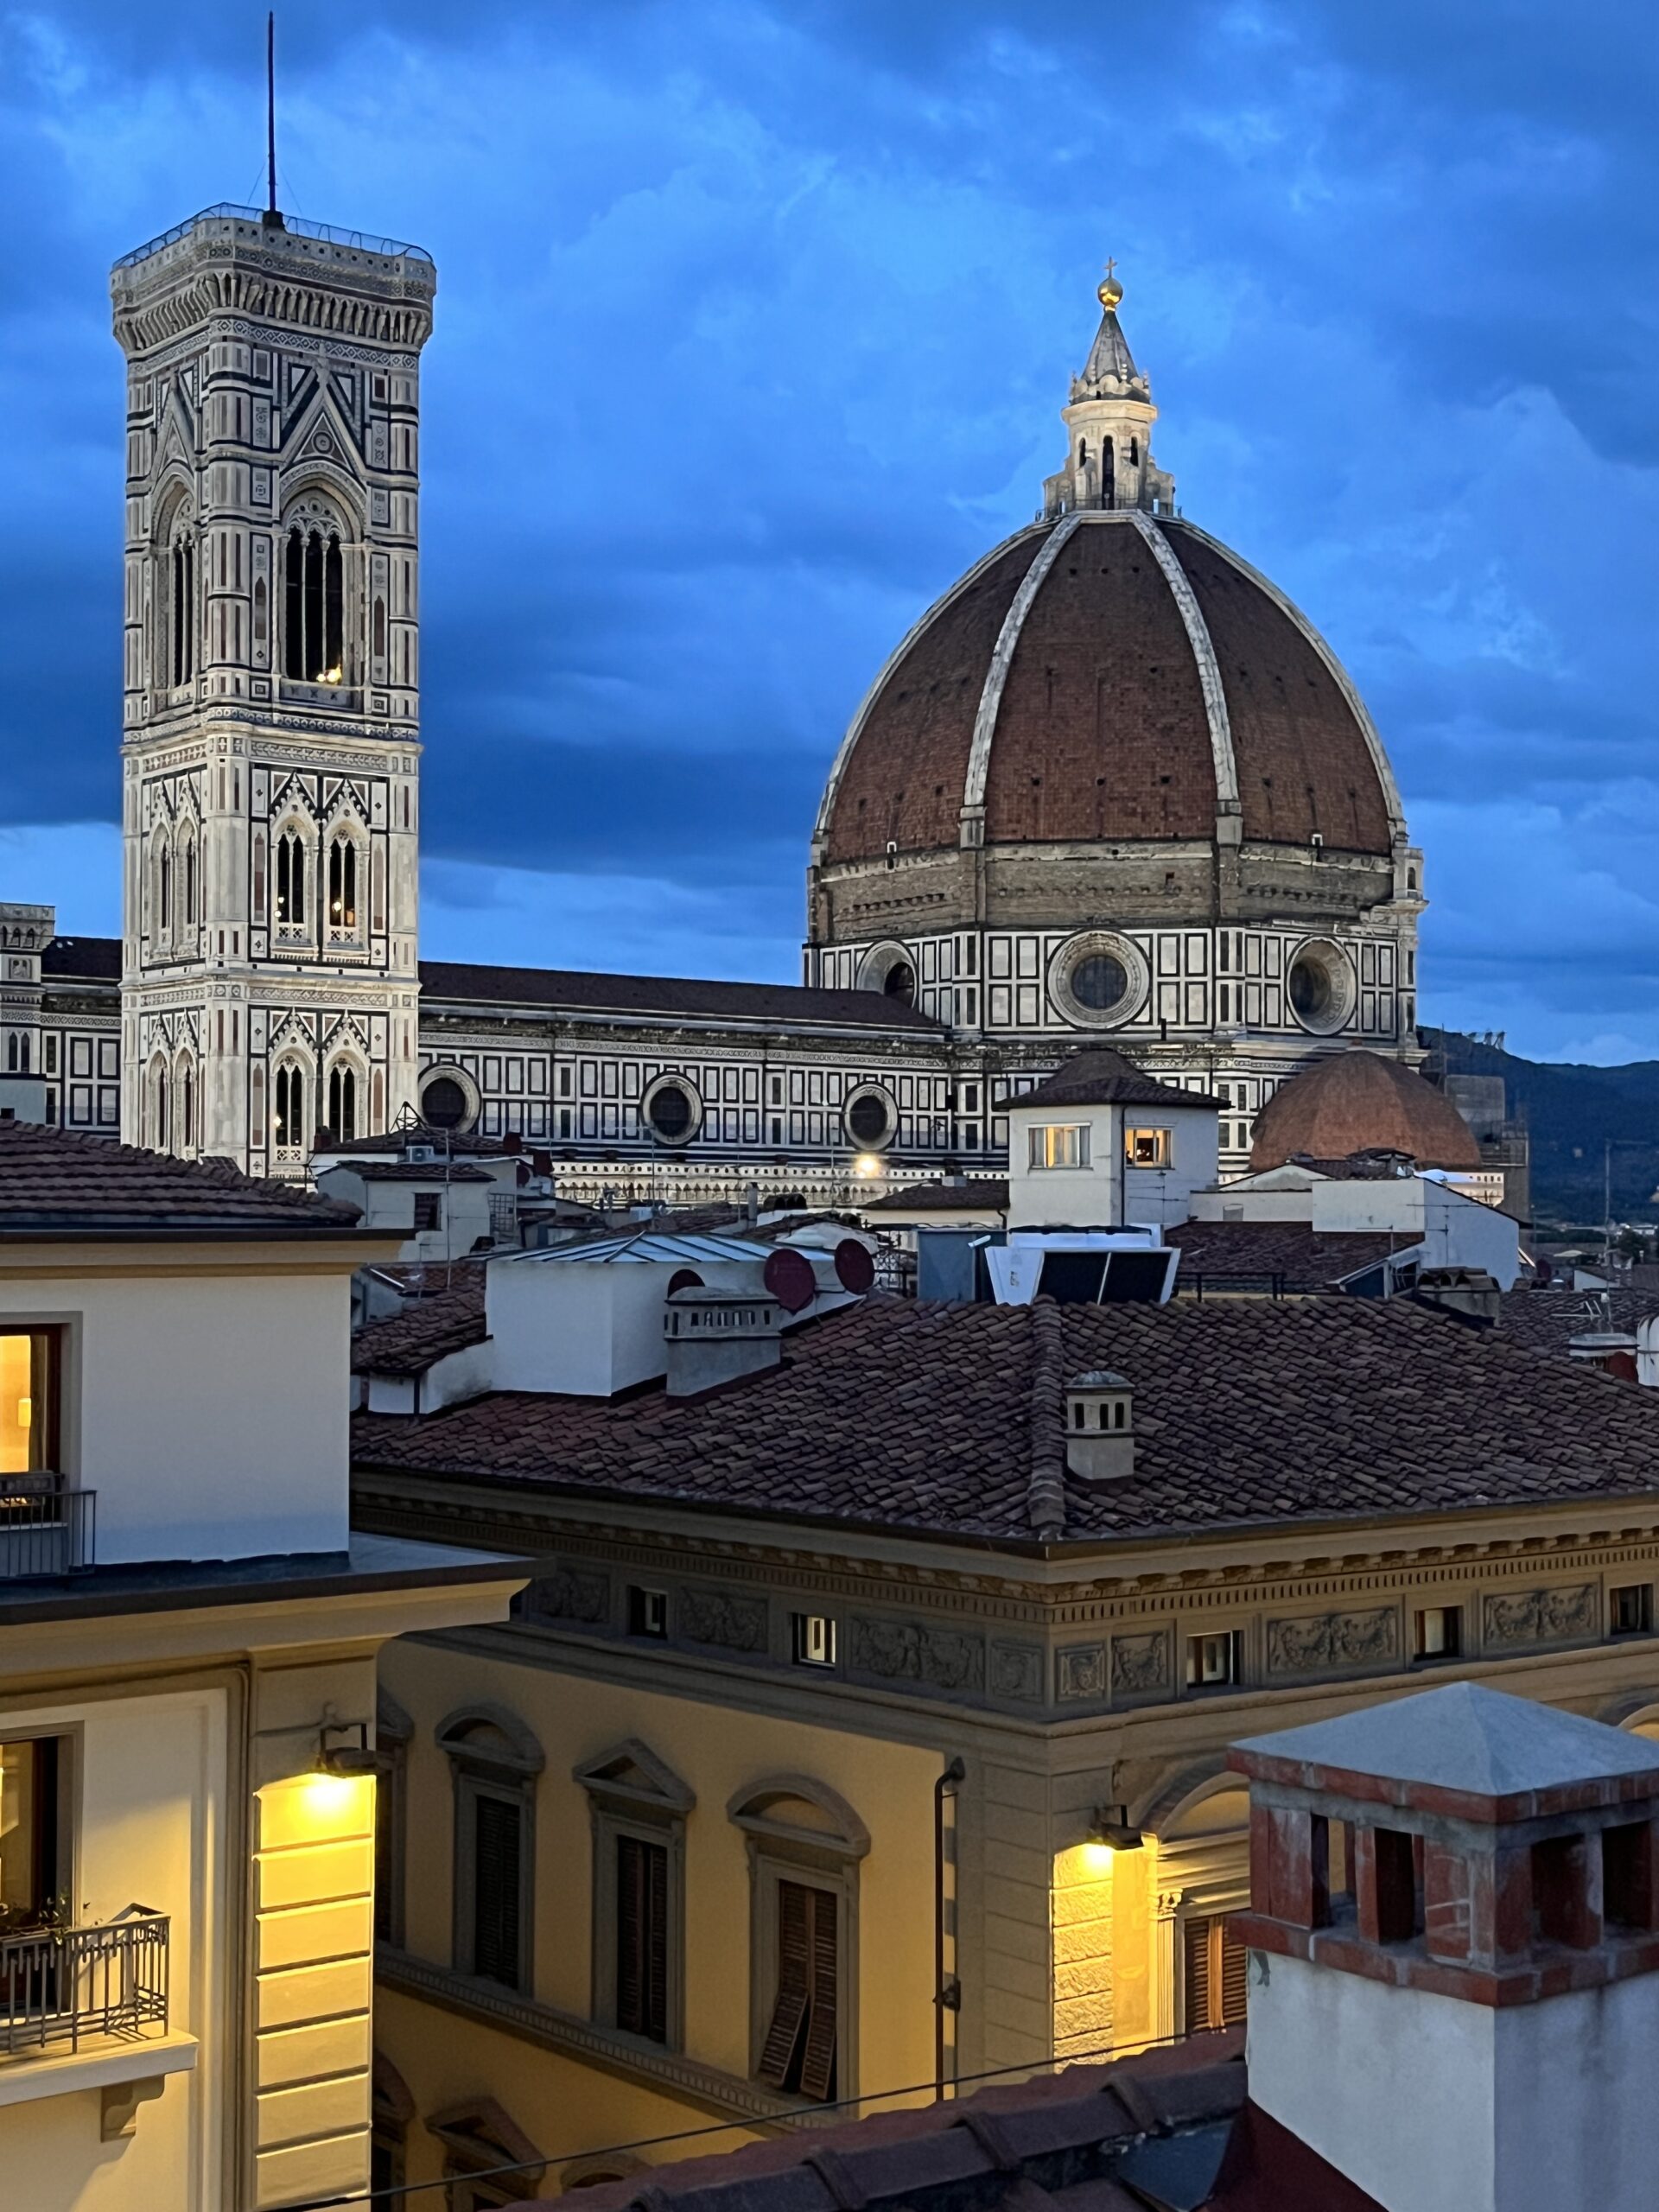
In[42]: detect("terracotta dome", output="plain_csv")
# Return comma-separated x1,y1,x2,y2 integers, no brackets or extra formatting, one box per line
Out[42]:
816,510,1402,866
1249,1051,1481,1173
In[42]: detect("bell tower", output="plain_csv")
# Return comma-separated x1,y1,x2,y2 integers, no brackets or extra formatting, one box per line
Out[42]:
111,203,435,1173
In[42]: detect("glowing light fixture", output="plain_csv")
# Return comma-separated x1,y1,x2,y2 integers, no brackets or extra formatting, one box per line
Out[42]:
1090,1803,1143,1853
316,1719,377,1778
853,1153,883,1179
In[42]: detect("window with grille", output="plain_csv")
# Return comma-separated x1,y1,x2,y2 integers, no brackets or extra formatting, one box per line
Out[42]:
471,1793,524,1989
615,1834,669,2042
757,1880,838,2101
1182,1912,1248,2033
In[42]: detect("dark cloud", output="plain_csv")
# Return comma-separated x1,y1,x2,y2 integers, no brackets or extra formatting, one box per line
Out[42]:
3,0,1658,1053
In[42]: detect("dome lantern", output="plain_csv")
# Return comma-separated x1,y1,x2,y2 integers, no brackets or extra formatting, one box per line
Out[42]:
1043,263,1177,521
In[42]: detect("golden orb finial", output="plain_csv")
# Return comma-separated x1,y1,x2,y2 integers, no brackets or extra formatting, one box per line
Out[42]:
1097,254,1122,311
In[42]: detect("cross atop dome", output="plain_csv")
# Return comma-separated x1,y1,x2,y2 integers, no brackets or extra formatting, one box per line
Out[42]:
1042,263,1175,518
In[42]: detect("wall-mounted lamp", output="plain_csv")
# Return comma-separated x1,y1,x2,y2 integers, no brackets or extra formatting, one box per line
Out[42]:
317,1719,377,1777
1090,1803,1143,1853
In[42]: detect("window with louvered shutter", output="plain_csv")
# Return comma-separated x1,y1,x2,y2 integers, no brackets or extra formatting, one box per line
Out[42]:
616,1834,669,2042
757,1880,837,2099
1182,1913,1248,2032
473,1793,523,1989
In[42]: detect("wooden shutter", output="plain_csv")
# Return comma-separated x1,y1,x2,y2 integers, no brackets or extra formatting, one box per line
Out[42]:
1183,1914,1249,2032
756,1880,811,2087
1182,1915,1211,2031
1218,1924,1249,2025
616,1835,670,2043
798,1885,839,2101
472,1793,522,1988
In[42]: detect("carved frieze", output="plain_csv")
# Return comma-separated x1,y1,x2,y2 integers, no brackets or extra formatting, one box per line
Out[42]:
988,1640,1044,1704
1483,1584,1599,1650
1111,1631,1172,1697
524,1565,610,1626
849,1616,984,1694
679,1586,768,1655
1057,1643,1108,1703
1267,1608,1398,1677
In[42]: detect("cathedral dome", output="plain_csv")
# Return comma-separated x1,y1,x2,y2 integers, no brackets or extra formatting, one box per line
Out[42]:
816,508,1401,868
1249,1051,1481,1173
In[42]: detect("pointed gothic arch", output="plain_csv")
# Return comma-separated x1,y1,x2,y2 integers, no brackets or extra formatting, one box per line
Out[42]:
326,1052,364,1143
146,1052,171,1152
281,487,358,686
271,811,315,938
271,1055,310,1156
174,1046,197,1156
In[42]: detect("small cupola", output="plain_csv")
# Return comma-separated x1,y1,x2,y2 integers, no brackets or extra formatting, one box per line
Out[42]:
1064,1370,1134,1482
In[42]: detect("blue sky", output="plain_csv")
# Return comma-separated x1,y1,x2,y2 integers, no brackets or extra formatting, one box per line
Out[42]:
3,1,1657,1059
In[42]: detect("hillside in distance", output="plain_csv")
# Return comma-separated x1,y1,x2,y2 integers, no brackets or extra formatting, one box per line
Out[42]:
1425,1028,1659,1229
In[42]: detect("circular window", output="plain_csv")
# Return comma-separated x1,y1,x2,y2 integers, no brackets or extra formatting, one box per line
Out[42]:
420,1071,476,1131
856,940,918,1005
843,1085,897,1151
1049,932,1148,1030
642,1075,702,1147
1286,939,1357,1035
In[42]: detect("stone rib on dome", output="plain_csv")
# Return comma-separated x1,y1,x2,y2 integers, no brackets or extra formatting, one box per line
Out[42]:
817,511,1401,868
1249,1051,1481,1173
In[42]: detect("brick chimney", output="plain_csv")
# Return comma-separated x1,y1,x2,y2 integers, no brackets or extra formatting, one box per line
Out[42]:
1228,1684,1659,2212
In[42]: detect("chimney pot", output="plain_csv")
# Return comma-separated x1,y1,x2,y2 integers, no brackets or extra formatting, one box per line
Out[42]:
1064,1370,1135,1481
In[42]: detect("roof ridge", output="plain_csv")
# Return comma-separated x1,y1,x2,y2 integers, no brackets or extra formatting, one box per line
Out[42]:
1026,1296,1068,1541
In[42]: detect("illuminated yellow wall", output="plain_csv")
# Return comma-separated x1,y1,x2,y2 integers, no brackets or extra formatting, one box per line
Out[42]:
0,1331,31,1473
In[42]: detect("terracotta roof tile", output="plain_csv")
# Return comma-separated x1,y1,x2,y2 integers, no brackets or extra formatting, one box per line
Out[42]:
864,1179,1011,1213
1014,1051,1221,1112
1250,1053,1480,1173
0,1121,362,1235
353,1277,488,1376
1166,1222,1414,1291
353,1290,1659,1547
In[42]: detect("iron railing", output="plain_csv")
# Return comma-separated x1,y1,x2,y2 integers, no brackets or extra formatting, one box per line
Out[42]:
0,1907,169,2056
1175,1272,1289,1302
0,1484,95,1577
113,202,434,270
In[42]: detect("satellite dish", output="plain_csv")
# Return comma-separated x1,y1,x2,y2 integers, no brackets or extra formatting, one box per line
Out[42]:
764,1246,817,1314
833,1238,875,1294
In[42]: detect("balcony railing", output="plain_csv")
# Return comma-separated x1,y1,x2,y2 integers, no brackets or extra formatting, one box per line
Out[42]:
0,1484,95,1578
0,1907,170,2056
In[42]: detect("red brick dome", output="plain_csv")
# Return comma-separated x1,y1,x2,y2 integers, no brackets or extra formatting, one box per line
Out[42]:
816,511,1402,864
1249,1051,1482,1173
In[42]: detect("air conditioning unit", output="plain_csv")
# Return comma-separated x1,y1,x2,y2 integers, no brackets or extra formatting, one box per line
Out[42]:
407,1143,436,1164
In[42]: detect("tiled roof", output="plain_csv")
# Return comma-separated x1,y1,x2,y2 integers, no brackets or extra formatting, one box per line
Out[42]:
338,1161,495,1184
419,959,944,1033
863,1179,1011,1213
1499,1285,1659,1356
1251,1052,1481,1173
353,1289,1659,1548
536,2038,1252,2212
1014,1050,1222,1112
353,1277,487,1376
41,934,121,982
0,1122,363,1235
1166,1221,1415,1292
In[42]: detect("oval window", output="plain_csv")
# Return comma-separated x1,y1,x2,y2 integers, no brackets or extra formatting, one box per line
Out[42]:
1070,953,1128,1013
646,1082,695,1143
421,1075,470,1130
846,1090,893,1148
1287,953,1332,1023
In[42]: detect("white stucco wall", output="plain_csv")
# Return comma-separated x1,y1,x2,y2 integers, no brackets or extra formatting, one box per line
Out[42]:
0,1262,352,1561
1249,1947,1659,2212
1007,1103,1217,1228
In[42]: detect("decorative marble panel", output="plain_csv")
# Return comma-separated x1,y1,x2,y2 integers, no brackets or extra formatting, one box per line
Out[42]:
988,1640,1044,1704
849,1616,984,1694
1483,1585,1599,1650
1057,1643,1108,1703
679,1586,768,1655
1267,1608,1398,1677
1110,1631,1172,1697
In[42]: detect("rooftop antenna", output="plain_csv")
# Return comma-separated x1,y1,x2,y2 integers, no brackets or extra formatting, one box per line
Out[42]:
262,13,284,230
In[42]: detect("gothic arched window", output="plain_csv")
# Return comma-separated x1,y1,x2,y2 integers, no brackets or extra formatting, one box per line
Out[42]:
275,830,308,928
1128,436,1141,467
328,835,359,931
179,1060,195,1154
158,841,173,933
181,832,198,929
4,1035,16,1073
328,1063,359,1142
170,528,194,685
273,1062,307,1149
284,522,346,683
151,1060,170,1153
1103,435,1116,508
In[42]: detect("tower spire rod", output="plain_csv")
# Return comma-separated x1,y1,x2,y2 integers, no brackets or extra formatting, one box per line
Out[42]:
265,12,279,222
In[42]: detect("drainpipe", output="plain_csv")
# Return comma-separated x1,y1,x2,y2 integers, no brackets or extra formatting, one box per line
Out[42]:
934,1756,966,2099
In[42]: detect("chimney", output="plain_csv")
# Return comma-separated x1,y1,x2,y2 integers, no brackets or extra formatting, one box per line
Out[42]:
664,1287,784,1397
1228,1684,1659,2212
502,1129,523,1154
1064,1371,1134,1481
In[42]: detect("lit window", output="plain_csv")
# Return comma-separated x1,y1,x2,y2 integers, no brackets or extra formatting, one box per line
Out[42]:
1185,1630,1243,1690
791,1615,837,1669
327,836,359,929
0,1331,59,1477
1612,1586,1653,1637
1414,1607,1461,1662
275,830,308,926
627,1587,668,1639
284,521,345,683
1124,1128,1171,1168
1028,1123,1089,1171
272,1063,306,1149
0,1737,66,1929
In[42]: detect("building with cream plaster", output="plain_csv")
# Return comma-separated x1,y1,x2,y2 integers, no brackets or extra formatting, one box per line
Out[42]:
0,1121,523,2209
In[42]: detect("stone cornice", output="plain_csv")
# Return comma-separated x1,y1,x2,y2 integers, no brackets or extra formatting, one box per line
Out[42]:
376,1946,804,2133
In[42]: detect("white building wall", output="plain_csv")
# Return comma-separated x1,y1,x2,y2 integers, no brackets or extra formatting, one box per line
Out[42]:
1007,1103,1217,1229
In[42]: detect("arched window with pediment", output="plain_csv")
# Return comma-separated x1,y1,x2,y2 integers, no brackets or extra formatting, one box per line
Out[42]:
283,502,346,683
